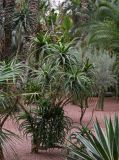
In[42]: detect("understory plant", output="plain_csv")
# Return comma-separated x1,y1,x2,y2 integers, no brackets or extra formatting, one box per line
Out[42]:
18,98,71,153
67,114,119,160
93,51,116,110
0,59,23,160
45,40,94,123
18,59,72,152
18,38,94,152
81,48,116,110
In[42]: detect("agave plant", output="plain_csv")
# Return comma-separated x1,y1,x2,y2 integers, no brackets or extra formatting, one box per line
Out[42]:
67,114,119,160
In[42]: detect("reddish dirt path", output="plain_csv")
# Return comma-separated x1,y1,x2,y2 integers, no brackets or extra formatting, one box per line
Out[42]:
4,98,119,160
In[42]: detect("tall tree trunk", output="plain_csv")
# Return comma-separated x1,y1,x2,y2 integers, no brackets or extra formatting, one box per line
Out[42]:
2,0,15,60
80,0,89,24
0,0,3,29
80,0,89,46
28,0,38,35
28,0,39,68
0,0,4,57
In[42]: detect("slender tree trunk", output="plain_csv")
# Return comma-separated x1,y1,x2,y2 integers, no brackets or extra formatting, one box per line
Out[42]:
80,0,89,24
85,97,89,108
0,124,4,160
28,0,39,68
80,0,89,47
2,0,15,60
80,99,86,124
96,89,105,110
31,137,39,153
0,143,4,160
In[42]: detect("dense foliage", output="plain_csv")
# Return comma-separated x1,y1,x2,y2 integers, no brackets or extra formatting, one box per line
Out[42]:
18,99,71,152
0,0,119,159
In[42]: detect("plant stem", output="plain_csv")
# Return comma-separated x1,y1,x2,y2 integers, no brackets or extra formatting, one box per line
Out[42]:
96,89,105,110
0,145,4,160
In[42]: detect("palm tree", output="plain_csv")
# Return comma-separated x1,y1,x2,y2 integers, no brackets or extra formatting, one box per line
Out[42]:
2,0,15,60
88,0,119,50
0,0,4,56
28,0,39,34
0,0,3,29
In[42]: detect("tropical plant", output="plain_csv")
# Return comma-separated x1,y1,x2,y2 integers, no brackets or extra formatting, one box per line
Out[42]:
81,48,116,110
45,40,77,70
19,37,94,153
0,59,23,160
12,0,29,53
18,98,71,153
67,114,119,160
62,0,89,26
38,0,51,26
29,31,52,66
64,61,93,123
88,0,119,50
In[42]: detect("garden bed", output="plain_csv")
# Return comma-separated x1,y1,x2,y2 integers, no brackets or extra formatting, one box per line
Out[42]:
4,97,119,160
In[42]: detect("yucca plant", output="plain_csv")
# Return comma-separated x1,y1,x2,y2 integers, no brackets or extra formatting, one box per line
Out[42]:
67,114,119,160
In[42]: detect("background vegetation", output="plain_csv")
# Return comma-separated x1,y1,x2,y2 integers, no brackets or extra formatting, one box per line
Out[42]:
0,0,119,159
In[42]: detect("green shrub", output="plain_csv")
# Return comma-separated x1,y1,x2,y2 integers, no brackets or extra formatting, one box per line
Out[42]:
18,98,72,153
